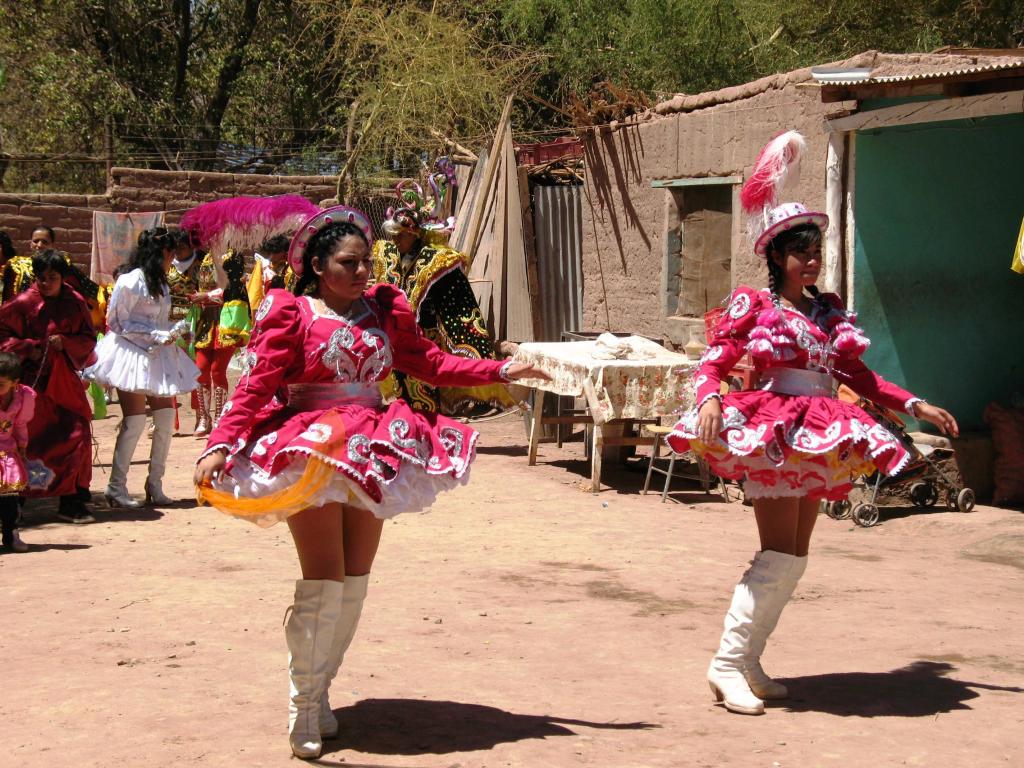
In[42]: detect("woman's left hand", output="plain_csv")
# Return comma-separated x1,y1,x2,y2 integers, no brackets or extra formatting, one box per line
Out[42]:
914,402,959,438
504,363,552,382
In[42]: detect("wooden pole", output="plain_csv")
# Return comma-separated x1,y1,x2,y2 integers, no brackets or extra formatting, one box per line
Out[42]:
463,94,514,260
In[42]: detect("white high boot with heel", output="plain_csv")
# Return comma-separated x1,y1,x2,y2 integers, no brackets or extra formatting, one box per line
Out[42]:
318,574,369,738
145,407,175,505
707,550,801,714
105,413,146,508
743,551,807,699
285,579,345,759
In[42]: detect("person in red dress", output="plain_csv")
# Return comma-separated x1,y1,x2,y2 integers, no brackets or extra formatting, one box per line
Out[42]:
194,206,548,759
0,250,98,523
667,132,958,716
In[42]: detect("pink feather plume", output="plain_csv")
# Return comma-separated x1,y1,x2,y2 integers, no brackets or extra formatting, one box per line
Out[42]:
740,130,807,252
180,195,322,254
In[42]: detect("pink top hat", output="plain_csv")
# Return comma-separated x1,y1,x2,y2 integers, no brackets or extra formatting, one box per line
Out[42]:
754,202,829,257
288,205,374,276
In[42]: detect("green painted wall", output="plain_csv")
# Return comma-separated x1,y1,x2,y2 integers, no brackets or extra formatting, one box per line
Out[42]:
853,112,1024,431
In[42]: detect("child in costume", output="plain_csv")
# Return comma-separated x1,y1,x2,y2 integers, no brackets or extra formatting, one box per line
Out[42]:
86,227,199,508
667,131,958,716
194,205,547,759
0,353,35,552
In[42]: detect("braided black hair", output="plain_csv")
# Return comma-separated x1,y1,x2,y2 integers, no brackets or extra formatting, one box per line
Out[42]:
765,224,823,302
292,222,369,297
131,226,175,298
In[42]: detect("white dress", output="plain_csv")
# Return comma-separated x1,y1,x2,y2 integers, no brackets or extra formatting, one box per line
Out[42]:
86,269,200,396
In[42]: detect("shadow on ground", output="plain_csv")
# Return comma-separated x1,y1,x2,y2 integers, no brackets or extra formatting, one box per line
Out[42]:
778,660,1023,717
323,698,657,756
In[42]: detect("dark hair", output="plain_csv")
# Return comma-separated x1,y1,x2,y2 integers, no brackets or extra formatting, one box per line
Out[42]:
32,224,56,242
292,222,369,297
131,226,175,298
0,231,14,261
260,234,291,254
765,224,822,299
164,227,192,249
0,351,22,380
32,249,69,278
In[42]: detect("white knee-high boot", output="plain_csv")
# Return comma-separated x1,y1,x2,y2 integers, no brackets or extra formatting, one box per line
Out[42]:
708,551,798,715
743,552,807,699
105,414,146,508
145,408,175,505
286,579,345,759
318,574,369,738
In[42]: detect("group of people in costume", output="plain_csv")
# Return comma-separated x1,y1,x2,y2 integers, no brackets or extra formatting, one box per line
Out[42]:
0,130,959,756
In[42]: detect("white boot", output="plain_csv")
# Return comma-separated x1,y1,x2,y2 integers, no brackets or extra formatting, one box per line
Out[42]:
707,553,774,715
212,385,227,426
145,408,175,505
743,552,807,700
105,414,146,508
194,385,212,437
286,579,345,759
319,575,369,738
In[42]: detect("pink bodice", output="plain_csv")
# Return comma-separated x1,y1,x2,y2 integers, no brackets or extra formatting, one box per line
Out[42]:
694,286,918,414
206,284,508,455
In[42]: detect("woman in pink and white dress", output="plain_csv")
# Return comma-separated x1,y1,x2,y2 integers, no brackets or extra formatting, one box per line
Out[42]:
667,132,958,716
193,205,546,759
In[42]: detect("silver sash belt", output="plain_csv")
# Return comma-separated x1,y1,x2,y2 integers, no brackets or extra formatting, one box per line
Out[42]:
759,367,833,398
286,382,382,410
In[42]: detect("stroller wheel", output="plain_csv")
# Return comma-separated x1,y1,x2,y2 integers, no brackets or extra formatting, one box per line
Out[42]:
852,502,880,527
828,499,852,520
910,482,938,508
952,488,976,513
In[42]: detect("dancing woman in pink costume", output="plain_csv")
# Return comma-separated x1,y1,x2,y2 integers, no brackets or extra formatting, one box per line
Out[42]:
194,205,547,758
667,132,958,715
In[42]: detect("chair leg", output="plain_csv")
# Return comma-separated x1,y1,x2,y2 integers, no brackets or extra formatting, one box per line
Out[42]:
661,454,676,503
643,438,660,495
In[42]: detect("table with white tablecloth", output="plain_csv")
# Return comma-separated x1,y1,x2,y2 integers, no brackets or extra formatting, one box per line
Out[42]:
511,337,697,491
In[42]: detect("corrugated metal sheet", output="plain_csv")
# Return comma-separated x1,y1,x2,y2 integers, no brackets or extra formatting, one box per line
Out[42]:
532,185,583,341
813,58,1024,85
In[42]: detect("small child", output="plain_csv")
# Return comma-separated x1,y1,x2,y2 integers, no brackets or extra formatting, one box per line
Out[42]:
0,352,36,552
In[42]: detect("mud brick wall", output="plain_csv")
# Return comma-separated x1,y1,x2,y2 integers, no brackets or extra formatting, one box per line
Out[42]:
580,84,836,348
0,168,338,272
0,193,111,268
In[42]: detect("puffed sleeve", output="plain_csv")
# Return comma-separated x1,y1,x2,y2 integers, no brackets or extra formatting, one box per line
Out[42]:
817,293,921,414
107,272,165,347
199,290,302,460
14,385,36,449
693,286,762,409
374,284,508,387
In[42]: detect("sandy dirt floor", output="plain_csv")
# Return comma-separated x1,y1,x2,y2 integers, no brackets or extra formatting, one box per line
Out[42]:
2,403,1022,768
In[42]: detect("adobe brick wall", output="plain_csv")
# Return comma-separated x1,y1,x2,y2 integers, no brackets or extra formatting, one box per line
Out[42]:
0,168,337,272
580,84,835,349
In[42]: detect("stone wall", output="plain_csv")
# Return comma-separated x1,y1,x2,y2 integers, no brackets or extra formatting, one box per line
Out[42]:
580,84,836,349
0,168,338,271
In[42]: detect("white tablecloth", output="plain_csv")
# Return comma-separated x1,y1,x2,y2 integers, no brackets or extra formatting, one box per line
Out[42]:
512,337,697,425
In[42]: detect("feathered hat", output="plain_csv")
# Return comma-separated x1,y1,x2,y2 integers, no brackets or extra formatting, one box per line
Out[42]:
287,205,374,276
180,194,322,256
740,131,828,256
382,158,457,238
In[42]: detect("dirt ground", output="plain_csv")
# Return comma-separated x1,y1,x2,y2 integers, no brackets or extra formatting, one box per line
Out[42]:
2,403,1022,768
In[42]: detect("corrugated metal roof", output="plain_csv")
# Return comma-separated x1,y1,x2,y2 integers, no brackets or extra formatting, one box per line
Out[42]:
813,57,1024,85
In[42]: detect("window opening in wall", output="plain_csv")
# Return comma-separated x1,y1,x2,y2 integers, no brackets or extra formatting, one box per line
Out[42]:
655,176,739,349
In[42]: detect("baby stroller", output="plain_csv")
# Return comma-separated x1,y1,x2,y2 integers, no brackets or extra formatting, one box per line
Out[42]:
826,396,976,527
